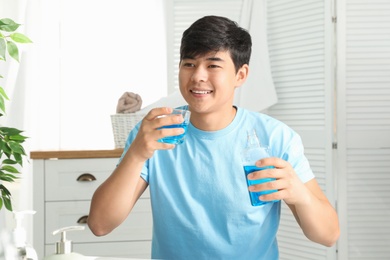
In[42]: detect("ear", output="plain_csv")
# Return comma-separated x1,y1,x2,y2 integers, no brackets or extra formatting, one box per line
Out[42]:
235,64,249,87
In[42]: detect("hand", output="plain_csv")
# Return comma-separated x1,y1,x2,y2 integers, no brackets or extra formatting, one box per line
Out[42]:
127,107,185,162
247,157,311,206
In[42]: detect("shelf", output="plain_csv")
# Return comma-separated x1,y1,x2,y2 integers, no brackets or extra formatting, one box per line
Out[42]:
30,149,124,159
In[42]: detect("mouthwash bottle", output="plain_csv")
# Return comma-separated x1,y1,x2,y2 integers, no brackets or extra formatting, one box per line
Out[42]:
241,129,278,206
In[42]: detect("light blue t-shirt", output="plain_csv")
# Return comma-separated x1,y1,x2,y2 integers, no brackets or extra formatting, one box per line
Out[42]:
122,106,314,260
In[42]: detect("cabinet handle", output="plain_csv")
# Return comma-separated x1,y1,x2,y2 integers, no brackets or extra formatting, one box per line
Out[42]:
77,173,96,182
77,215,89,224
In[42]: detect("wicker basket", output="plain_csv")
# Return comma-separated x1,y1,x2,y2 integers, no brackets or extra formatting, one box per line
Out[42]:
111,113,145,148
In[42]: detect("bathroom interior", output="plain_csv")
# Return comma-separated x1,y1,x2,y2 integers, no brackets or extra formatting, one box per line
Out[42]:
0,0,389,259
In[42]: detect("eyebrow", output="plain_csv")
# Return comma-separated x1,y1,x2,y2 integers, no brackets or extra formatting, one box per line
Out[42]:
182,55,225,62
206,56,225,62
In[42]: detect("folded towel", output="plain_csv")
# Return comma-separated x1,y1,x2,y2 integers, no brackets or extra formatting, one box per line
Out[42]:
116,92,143,113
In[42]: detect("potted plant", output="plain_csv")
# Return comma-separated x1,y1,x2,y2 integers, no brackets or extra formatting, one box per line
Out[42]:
0,18,32,211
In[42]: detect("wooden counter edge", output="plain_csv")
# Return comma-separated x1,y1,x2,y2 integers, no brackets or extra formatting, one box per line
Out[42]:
30,149,124,159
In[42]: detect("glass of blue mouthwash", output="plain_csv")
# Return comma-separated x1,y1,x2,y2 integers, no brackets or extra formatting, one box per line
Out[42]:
157,109,191,145
241,129,279,206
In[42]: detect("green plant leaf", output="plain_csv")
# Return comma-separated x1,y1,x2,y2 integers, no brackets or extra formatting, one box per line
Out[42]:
0,38,5,61
1,142,12,156
3,195,12,211
0,184,11,195
0,127,23,135
8,141,25,155
13,152,23,166
0,174,17,182
0,86,9,100
1,165,19,174
2,159,17,164
10,32,32,43
0,94,5,114
9,134,27,142
0,86,9,114
0,18,30,212
0,183,14,210
6,41,18,62
0,18,20,32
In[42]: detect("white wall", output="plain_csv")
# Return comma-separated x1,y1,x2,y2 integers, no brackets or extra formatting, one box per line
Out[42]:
36,0,169,150
0,0,168,239
1,0,168,151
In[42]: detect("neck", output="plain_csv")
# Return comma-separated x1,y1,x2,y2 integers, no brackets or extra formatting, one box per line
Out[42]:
189,106,237,131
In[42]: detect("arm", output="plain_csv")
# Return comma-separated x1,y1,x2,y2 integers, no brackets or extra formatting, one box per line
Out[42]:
248,158,340,246
87,154,148,236
88,107,185,236
286,178,340,247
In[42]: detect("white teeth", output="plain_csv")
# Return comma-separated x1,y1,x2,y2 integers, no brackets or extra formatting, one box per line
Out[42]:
192,90,211,94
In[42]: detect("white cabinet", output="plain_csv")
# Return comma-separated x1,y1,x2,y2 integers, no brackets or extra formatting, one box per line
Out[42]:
31,150,152,259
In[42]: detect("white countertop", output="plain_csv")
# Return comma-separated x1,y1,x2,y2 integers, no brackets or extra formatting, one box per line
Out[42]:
86,257,151,260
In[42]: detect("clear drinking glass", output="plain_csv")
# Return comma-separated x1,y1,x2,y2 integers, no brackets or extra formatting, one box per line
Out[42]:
157,109,191,145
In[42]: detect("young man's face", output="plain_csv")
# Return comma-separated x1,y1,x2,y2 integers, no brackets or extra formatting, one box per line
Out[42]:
178,50,247,116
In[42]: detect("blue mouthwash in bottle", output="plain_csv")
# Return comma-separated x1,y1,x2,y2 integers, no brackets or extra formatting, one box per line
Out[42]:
241,129,278,206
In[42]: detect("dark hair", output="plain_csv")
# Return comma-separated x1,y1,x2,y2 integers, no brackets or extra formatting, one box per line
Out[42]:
180,15,252,72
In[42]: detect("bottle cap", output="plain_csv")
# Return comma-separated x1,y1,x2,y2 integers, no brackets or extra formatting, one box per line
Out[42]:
52,226,85,254
12,210,36,247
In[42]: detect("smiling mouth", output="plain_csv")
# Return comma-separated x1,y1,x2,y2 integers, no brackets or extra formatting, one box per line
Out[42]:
190,90,213,94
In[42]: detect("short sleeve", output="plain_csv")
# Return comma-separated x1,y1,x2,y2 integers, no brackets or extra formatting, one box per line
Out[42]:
282,133,315,184
117,121,150,183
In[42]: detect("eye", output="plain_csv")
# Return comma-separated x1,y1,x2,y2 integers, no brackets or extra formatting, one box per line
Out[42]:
208,64,221,69
182,62,195,68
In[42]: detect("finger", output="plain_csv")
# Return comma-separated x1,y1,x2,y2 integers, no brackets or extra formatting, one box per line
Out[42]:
248,177,279,192
247,166,277,180
144,107,173,121
156,113,184,128
256,157,289,169
158,126,185,137
156,142,176,151
259,190,283,202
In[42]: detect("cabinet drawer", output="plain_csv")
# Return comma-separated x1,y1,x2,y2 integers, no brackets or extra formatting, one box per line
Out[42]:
45,158,118,201
45,199,152,244
45,241,151,258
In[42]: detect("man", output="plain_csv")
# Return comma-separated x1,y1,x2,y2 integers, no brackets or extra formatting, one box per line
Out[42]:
88,15,339,259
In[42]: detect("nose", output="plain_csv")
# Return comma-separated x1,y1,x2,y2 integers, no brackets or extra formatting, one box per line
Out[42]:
191,66,207,82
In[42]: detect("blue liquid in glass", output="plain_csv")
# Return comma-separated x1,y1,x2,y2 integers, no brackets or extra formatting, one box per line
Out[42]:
158,123,188,144
244,165,278,206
